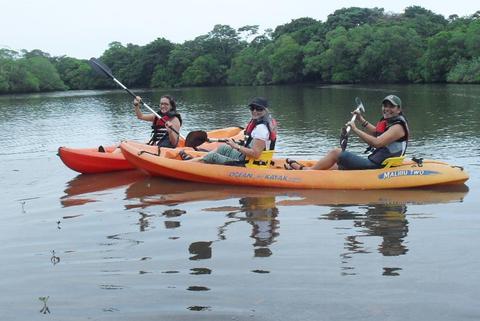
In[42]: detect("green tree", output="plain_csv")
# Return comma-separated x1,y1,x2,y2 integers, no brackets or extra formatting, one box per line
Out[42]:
302,40,325,80
465,20,480,58
163,42,197,86
3,60,40,92
100,41,142,87
137,37,174,87
269,35,303,83
53,56,95,90
318,27,367,83
238,25,259,42
227,46,261,85
358,26,423,82
150,65,170,88
402,6,447,37
447,57,480,83
325,7,384,32
21,56,66,91
273,17,322,45
181,54,225,86
421,30,466,82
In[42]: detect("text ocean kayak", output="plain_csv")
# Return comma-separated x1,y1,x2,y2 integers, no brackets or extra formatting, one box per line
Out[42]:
58,127,243,174
120,141,469,190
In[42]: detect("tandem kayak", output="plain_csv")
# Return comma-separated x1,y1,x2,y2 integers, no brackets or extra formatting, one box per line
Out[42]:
58,127,244,174
120,141,469,190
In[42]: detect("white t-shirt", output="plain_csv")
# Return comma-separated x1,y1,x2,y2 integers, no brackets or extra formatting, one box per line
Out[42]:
249,123,271,148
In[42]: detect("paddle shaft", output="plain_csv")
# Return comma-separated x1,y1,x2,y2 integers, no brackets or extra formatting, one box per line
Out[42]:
340,98,366,151
89,58,182,138
344,110,359,136
117,78,182,137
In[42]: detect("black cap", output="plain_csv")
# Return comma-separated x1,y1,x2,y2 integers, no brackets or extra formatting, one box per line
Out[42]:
248,97,268,109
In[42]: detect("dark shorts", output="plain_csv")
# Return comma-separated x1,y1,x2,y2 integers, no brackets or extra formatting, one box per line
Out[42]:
338,151,382,170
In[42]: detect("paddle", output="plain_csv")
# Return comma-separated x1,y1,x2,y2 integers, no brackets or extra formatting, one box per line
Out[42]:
88,57,183,138
340,97,365,151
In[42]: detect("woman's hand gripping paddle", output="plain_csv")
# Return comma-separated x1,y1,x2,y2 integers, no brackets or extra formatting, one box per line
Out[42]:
89,57,183,138
340,97,365,151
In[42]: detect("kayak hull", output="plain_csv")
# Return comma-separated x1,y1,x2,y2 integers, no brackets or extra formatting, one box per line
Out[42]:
120,141,469,190
58,127,243,174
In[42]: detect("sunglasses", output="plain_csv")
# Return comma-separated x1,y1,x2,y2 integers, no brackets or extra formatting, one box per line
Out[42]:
249,105,265,112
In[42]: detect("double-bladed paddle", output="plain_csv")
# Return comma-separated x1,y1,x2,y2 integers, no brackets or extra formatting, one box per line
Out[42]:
88,57,183,137
340,97,366,151
89,58,239,149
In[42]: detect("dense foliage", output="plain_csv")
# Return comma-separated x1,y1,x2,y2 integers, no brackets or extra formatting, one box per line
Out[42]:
1,6,479,94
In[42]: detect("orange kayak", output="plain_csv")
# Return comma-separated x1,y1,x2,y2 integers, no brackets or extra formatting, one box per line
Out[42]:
120,141,469,190
58,127,243,174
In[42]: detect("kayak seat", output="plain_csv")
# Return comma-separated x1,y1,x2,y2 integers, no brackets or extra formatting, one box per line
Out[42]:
245,150,274,169
382,156,406,168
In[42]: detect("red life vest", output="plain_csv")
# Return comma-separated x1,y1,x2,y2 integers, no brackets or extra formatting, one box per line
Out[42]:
375,119,388,135
244,116,277,150
148,111,182,147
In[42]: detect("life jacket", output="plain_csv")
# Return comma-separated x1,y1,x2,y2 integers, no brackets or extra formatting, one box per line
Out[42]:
243,115,277,150
368,114,410,165
148,111,182,147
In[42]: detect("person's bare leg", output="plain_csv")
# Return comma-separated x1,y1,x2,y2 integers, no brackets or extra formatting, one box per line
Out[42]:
310,148,342,170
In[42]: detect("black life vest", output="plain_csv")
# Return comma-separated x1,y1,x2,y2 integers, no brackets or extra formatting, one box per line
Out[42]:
368,114,410,165
243,115,277,150
148,111,182,147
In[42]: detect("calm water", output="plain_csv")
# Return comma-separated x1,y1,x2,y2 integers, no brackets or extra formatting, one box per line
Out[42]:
0,85,479,321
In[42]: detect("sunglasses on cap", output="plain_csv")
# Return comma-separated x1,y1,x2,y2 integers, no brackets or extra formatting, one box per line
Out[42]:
249,105,265,111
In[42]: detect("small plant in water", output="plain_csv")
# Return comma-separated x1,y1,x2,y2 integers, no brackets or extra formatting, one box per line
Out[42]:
39,296,50,314
50,250,60,265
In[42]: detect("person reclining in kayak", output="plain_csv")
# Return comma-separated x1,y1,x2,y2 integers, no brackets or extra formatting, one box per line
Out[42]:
134,95,182,148
181,97,277,165
285,95,409,170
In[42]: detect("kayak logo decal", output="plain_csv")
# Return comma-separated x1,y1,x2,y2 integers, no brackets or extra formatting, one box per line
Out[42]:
228,171,301,182
379,169,440,180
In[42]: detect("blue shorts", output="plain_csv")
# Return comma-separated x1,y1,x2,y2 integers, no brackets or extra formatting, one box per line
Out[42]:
338,151,381,170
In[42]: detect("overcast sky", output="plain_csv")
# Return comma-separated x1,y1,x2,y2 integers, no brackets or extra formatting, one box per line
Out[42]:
1,0,478,59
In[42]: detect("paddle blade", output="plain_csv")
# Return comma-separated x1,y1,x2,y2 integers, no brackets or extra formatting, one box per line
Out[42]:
355,97,365,113
185,131,208,148
89,58,114,79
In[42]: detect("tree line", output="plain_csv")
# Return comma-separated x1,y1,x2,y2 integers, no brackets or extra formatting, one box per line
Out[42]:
1,6,479,94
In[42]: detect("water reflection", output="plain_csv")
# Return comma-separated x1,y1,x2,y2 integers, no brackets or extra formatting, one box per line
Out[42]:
323,203,409,276
240,197,279,257
60,170,145,207
189,241,212,260
60,175,468,277
122,177,469,208
213,196,280,258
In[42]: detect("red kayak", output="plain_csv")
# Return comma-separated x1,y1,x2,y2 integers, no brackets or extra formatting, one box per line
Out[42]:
58,127,244,174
